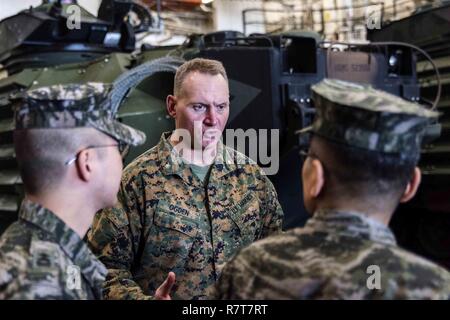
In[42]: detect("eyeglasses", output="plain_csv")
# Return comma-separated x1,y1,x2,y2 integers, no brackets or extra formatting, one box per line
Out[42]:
299,149,318,162
118,141,130,158
65,141,130,166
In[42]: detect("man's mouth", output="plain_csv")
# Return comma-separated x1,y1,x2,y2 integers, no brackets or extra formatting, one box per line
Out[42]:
203,131,220,141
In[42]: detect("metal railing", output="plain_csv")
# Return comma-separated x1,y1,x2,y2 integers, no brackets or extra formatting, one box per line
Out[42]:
242,0,420,39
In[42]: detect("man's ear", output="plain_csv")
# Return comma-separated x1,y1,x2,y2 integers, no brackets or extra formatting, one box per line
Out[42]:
399,167,421,203
307,159,325,199
166,95,177,118
75,149,93,182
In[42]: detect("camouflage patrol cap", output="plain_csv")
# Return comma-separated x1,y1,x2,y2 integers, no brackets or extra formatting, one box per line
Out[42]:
13,82,146,146
302,78,439,159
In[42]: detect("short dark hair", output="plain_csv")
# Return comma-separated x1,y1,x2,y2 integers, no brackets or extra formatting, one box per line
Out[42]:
14,128,108,195
311,135,417,200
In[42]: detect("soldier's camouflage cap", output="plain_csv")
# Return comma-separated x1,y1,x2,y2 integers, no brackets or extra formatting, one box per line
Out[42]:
12,82,146,146
300,78,439,159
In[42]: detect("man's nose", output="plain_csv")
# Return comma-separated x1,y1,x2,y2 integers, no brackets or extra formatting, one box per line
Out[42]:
204,106,218,126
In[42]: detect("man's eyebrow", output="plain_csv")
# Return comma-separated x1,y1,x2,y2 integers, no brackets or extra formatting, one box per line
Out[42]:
188,101,229,106
188,102,208,106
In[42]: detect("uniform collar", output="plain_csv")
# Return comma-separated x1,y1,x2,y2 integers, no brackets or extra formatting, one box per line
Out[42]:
157,131,238,183
306,209,397,246
19,199,107,293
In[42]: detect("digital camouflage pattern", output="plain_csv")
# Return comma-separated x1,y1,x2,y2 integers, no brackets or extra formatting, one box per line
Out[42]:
300,79,440,160
0,199,107,299
12,82,146,146
214,79,448,300
88,132,284,300
216,209,450,299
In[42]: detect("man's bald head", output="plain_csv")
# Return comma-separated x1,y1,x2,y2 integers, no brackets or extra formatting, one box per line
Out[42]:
174,58,228,98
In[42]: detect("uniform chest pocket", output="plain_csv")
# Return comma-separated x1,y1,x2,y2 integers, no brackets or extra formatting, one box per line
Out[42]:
153,208,199,238
227,193,262,246
146,207,204,271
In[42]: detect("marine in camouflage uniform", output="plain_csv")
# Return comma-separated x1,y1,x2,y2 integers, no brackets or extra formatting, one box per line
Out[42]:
88,132,284,300
0,83,146,299
216,79,450,300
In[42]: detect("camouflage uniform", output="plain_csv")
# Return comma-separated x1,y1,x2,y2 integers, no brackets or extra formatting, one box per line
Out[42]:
216,209,450,299
14,82,146,144
0,200,107,299
88,132,284,300
0,83,146,299
216,79,450,300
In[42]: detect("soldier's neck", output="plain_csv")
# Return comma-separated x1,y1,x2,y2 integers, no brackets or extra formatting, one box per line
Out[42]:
26,193,95,238
315,200,394,226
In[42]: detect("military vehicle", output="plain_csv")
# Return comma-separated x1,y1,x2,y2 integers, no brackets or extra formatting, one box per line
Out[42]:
0,0,448,270
368,1,450,270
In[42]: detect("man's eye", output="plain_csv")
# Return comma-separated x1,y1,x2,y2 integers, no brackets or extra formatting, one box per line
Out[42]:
216,104,228,112
193,104,206,112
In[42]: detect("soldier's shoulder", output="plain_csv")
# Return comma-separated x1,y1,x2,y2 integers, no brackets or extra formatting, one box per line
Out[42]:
122,144,163,182
223,145,275,182
0,223,68,299
338,245,450,299
0,221,35,254
330,243,450,298
233,226,375,273
218,229,316,299
224,145,257,167
238,228,302,259
0,243,30,299
1,222,65,267
224,145,256,164
389,245,450,279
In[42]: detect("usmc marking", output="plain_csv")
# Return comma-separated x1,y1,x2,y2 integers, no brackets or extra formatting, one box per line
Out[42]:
229,192,254,214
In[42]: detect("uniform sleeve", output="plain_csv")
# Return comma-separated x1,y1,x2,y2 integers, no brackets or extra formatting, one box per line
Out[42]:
87,177,153,300
0,265,30,300
215,247,264,300
0,255,70,300
0,279,38,300
259,175,284,239
214,253,245,299
0,278,76,300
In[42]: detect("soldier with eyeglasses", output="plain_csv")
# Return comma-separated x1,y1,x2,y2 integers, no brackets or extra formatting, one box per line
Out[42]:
0,83,173,299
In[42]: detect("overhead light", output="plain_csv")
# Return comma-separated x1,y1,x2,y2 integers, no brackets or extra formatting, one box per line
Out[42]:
202,0,214,4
